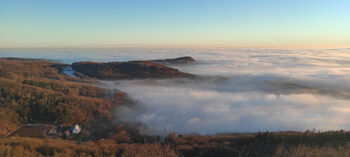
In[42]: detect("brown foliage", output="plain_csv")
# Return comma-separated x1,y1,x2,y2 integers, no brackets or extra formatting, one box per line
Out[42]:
0,58,127,136
0,137,178,157
3,58,350,157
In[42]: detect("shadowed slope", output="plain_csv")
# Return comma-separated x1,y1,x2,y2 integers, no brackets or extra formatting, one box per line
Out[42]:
71,60,194,80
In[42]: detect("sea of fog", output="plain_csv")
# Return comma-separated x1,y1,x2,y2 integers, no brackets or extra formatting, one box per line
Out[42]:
2,48,350,134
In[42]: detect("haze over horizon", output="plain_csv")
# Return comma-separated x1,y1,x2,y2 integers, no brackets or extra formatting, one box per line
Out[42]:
1,0,349,49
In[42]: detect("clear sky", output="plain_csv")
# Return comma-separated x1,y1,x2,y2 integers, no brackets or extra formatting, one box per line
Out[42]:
0,0,349,48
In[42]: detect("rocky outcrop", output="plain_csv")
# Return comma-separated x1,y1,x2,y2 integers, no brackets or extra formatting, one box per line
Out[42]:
71,60,194,80
151,56,195,65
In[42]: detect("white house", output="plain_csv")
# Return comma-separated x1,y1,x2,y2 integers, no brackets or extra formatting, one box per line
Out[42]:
72,124,81,134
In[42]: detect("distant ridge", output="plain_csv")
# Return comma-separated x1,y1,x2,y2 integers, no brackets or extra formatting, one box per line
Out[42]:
71,57,196,80
151,56,195,65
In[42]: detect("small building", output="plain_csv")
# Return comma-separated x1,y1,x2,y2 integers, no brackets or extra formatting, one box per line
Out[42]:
72,124,81,134
9,123,57,137
9,126,45,137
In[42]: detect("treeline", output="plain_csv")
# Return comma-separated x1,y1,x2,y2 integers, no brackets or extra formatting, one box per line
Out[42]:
166,131,350,157
1,131,350,157
22,79,107,98
0,137,177,157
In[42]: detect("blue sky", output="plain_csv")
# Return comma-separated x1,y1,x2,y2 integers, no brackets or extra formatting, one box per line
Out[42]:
0,0,349,48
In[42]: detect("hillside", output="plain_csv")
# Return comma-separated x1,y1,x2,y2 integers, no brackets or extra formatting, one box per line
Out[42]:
71,59,194,80
0,58,128,136
1,57,350,157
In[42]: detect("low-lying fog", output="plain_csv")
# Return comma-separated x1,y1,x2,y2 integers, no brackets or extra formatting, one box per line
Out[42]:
2,48,350,134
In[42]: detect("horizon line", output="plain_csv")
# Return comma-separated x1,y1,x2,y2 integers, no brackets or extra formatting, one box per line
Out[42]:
0,43,349,50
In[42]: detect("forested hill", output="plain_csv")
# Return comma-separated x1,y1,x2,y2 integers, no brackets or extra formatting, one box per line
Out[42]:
0,58,127,136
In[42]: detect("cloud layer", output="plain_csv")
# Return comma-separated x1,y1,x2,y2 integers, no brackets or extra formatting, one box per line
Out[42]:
96,48,350,134
100,76,350,135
